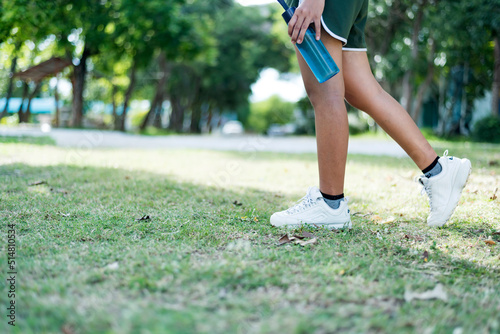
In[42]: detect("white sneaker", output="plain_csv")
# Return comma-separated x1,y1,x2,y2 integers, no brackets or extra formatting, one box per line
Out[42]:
270,187,351,229
418,151,471,227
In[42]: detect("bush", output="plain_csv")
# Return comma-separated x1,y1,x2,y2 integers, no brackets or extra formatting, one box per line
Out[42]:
472,115,500,143
247,95,294,133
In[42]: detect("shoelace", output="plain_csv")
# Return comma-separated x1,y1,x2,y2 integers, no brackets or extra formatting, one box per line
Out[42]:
417,150,451,210
286,192,316,215
419,177,433,207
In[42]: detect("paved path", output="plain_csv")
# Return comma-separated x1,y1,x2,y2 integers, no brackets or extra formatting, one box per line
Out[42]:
0,126,408,157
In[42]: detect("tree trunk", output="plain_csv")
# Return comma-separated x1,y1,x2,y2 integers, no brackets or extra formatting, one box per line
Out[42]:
119,60,138,132
401,0,426,115
54,76,60,127
459,62,470,135
168,95,185,132
493,35,500,117
0,55,18,120
17,82,29,123
412,38,436,123
23,81,42,124
190,102,202,133
111,84,118,130
152,96,164,128
72,45,90,128
206,105,214,133
140,53,168,130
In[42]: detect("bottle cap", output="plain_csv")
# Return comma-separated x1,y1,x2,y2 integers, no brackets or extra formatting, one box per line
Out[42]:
282,7,295,24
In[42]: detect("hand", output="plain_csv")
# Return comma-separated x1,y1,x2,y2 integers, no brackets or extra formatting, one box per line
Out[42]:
288,0,325,44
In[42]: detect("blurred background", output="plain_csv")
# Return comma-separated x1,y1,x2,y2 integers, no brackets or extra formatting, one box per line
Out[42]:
0,0,499,142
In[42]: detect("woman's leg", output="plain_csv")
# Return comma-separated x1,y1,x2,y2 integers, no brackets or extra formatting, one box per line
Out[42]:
296,32,348,196
342,50,437,170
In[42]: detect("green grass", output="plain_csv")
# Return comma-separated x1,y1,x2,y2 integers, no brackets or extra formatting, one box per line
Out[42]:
0,138,499,334
0,135,56,146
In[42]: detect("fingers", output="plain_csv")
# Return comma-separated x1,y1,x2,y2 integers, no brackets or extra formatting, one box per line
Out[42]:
314,19,321,41
288,7,322,44
289,15,305,44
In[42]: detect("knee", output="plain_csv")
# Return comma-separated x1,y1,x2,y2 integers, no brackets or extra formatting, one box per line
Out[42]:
306,87,345,113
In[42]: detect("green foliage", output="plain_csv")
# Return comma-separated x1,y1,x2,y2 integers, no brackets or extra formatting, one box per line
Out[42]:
472,115,500,143
247,95,294,133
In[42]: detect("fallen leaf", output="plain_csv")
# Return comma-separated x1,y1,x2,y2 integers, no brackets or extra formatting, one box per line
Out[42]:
490,188,498,200
379,217,396,225
370,215,382,223
300,232,316,238
298,238,317,246
233,200,243,206
352,212,373,217
29,180,47,186
292,232,316,240
422,250,429,262
253,217,259,222
404,284,448,302
404,234,423,241
136,215,150,221
125,175,131,180
278,232,316,246
484,240,496,245
488,160,499,166
278,234,291,246
50,188,68,194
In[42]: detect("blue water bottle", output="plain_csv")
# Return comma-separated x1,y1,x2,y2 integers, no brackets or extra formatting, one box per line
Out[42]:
277,0,339,83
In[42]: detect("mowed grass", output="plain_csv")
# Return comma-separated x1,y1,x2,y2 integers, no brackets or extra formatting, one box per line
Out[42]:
0,136,499,334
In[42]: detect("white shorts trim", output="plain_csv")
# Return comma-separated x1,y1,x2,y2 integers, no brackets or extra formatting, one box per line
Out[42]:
320,16,347,45
298,0,348,45
342,47,368,51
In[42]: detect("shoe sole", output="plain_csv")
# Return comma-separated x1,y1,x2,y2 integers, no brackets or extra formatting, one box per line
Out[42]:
428,159,472,227
273,220,352,230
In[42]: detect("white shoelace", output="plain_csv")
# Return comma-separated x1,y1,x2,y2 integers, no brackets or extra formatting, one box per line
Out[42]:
286,193,316,215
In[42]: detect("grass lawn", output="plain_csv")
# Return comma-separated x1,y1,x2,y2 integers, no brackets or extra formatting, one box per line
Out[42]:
0,135,499,334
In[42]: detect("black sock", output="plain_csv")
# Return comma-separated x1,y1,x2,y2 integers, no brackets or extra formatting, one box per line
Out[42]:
422,156,442,178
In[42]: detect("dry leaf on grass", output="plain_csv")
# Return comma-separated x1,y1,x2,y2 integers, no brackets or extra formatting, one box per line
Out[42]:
404,234,423,241
404,284,448,302
136,215,150,221
292,232,316,239
422,250,429,262
490,188,498,200
484,240,496,245
50,188,68,194
297,238,317,246
277,232,317,246
28,180,47,186
379,217,396,225
278,234,291,246
233,200,243,206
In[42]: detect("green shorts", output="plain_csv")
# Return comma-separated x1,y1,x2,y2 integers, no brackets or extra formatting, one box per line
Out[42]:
286,0,368,50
